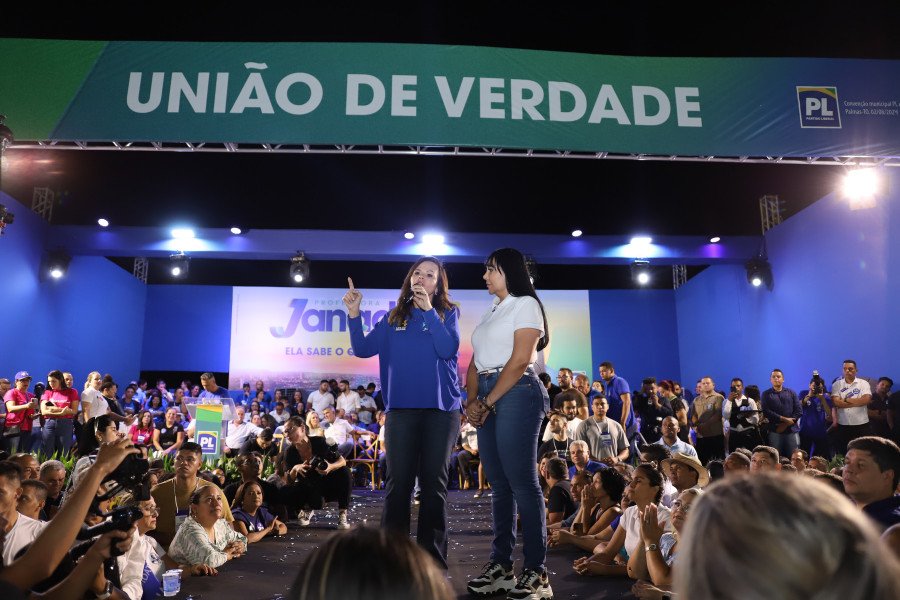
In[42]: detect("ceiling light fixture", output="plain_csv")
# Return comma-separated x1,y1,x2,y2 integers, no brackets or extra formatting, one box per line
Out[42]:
631,260,651,286
171,228,195,239
709,236,721,243
169,252,190,277
47,250,71,280
571,229,583,238
290,252,310,284
403,231,415,240
230,227,242,235
97,218,109,228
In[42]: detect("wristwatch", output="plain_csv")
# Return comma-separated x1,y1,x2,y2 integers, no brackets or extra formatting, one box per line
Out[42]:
644,543,659,552
96,580,113,600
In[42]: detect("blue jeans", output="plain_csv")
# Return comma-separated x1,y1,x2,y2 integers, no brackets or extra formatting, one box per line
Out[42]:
42,418,74,456
382,408,460,569
767,431,799,458
477,371,549,571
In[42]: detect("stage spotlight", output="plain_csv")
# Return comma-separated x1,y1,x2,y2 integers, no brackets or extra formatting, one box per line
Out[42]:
47,251,71,279
571,229,583,238
709,236,721,243
843,167,881,210
171,228,195,239
290,252,310,284
98,218,110,228
403,231,415,240
230,227,242,235
631,260,651,286
745,258,772,289
422,233,445,245
630,236,652,245
169,252,190,277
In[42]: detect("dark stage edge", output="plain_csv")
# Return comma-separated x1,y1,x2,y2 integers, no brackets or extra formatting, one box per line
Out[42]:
178,489,634,600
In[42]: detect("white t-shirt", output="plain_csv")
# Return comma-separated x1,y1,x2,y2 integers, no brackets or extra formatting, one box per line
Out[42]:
471,295,544,371
357,395,377,424
81,387,109,421
224,420,263,449
542,416,583,442
117,529,167,600
308,390,335,418
2,513,48,565
460,422,479,451
832,377,872,426
336,391,361,416
324,418,354,445
621,503,671,558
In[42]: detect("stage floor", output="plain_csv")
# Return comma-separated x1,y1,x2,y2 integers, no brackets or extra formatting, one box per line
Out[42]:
178,489,634,599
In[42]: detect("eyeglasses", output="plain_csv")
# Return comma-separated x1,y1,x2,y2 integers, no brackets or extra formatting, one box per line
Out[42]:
142,507,160,516
671,500,692,514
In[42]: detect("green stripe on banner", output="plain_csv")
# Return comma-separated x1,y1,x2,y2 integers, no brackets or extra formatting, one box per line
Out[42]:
195,404,224,457
0,39,107,140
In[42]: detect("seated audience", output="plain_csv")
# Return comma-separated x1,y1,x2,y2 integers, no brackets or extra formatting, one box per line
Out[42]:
16,479,48,520
546,458,577,526
239,427,278,458
790,448,809,472
223,406,262,457
551,469,627,551
38,460,66,519
628,487,702,586
652,416,698,459
573,463,671,577
150,442,234,548
118,495,214,600
568,440,606,480
289,527,453,600
658,380,691,446
64,415,121,505
168,485,248,569
750,445,781,473
129,410,155,447
230,480,287,542
675,472,900,600
0,461,47,565
305,411,325,437
538,412,573,465
152,407,185,456
842,436,900,531
808,455,830,472
282,418,352,530
321,407,355,458
659,452,708,507
269,402,290,425
457,419,480,491
7,453,39,480
224,452,281,509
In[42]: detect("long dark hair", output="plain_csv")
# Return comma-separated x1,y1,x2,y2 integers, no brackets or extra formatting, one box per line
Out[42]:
486,248,550,351
387,256,456,326
77,415,116,457
48,369,68,390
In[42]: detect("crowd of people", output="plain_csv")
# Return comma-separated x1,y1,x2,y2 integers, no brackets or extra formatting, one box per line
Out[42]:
2,247,899,599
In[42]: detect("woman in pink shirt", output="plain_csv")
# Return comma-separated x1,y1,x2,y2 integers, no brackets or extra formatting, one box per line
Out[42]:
129,410,155,447
40,369,80,455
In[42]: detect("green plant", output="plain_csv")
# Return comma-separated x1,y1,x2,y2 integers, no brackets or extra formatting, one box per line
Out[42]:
828,454,845,471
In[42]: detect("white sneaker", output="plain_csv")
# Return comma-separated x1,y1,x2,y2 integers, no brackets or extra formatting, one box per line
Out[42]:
507,568,553,600
337,512,350,530
298,510,313,526
467,562,515,597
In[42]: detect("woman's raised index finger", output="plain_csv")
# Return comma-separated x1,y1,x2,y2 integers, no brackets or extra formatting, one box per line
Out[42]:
348,277,355,291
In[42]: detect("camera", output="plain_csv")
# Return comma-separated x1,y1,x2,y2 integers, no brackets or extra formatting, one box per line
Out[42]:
99,454,151,501
309,455,329,472
810,370,826,396
730,385,738,394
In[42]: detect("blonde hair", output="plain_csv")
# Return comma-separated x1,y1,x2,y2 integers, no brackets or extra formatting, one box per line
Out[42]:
675,472,900,600
305,411,324,437
84,371,101,391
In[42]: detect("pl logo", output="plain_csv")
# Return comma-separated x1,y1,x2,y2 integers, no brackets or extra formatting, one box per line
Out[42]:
797,86,841,128
198,432,219,454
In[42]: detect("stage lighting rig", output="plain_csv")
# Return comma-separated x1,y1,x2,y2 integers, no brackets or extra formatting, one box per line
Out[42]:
46,250,71,279
290,252,310,284
169,252,190,278
631,260,651,286
745,258,772,289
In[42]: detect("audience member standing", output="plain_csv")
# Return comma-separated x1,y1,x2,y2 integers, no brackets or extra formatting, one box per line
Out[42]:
598,362,635,444
760,369,802,458
722,381,761,452
40,370,79,455
3,372,36,454
307,380,335,419
691,376,726,464
346,256,461,570
575,396,629,466
798,373,834,459
831,359,873,454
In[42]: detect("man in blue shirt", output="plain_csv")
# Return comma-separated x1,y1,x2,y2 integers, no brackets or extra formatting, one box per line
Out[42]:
598,361,635,442
567,439,606,480
761,369,802,458
798,375,834,459
198,373,229,400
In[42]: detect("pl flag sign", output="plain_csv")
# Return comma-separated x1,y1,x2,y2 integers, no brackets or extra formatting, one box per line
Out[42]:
2,39,900,157
228,287,592,391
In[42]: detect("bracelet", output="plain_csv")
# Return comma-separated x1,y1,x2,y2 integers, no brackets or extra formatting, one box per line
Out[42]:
477,396,496,413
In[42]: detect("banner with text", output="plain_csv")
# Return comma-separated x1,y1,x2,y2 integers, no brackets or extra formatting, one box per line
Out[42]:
2,39,899,157
229,287,591,392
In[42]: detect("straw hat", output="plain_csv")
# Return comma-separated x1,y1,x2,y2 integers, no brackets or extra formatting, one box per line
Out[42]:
661,452,710,488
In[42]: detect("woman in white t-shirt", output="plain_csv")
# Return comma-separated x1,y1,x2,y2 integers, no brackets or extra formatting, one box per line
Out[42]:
465,248,553,599
81,371,108,422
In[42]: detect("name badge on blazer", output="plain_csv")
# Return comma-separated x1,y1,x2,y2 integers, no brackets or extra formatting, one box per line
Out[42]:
395,325,406,331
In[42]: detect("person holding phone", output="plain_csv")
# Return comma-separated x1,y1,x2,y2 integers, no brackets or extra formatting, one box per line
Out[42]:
40,369,80,455
344,256,461,569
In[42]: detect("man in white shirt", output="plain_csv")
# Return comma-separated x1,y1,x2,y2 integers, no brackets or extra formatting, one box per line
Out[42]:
1,461,48,566
355,385,378,425
335,380,361,419
223,406,262,457
831,359,873,454
542,390,583,442
653,416,699,459
268,401,290,425
308,380,335,419
322,406,356,457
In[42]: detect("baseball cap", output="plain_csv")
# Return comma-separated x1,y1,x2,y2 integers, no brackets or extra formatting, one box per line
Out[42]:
14,371,32,381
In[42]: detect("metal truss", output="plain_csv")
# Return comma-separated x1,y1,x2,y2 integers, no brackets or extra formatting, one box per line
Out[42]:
759,195,783,234
8,140,900,167
133,257,149,283
31,187,55,221
672,264,688,289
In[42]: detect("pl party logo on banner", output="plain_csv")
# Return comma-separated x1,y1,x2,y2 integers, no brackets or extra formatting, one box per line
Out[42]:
797,86,841,128
229,287,592,392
